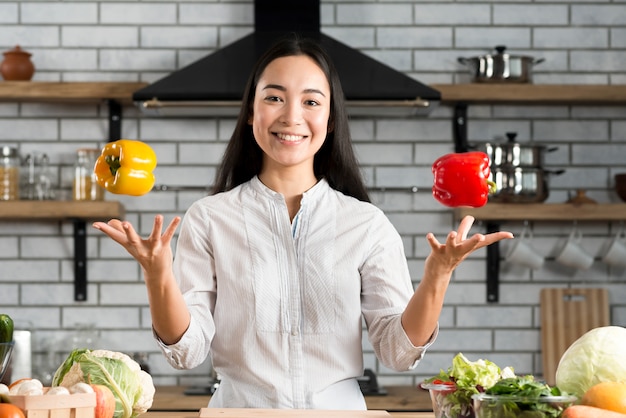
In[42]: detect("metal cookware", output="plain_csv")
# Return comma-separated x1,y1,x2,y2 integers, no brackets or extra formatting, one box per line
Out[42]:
458,46,545,83
489,166,564,203
478,132,558,168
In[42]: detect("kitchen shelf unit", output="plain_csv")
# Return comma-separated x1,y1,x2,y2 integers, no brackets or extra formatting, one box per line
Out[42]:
0,82,142,301
2,82,626,303
455,203,626,303
0,200,125,301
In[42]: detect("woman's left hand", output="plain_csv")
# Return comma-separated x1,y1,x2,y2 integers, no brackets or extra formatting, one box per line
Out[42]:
425,215,513,277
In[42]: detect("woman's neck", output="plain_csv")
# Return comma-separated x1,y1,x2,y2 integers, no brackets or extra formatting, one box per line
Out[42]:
258,170,318,221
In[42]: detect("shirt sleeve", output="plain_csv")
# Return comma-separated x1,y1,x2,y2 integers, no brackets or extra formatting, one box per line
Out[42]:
153,201,217,370
360,210,439,371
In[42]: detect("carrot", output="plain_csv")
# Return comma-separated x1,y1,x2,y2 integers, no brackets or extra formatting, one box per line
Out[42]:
563,405,626,418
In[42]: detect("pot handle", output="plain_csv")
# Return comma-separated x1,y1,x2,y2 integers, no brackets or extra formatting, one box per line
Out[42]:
533,58,546,65
547,146,559,152
457,57,470,65
546,169,566,176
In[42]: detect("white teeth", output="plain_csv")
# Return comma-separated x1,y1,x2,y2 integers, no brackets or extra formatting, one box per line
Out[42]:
276,133,304,141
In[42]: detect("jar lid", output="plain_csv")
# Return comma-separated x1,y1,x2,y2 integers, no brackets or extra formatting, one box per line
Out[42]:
1,146,19,158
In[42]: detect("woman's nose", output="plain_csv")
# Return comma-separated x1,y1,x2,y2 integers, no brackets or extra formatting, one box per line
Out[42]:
279,102,303,125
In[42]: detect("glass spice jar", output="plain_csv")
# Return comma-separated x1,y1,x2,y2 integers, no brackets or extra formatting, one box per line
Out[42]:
72,148,104,201
0,146,20,200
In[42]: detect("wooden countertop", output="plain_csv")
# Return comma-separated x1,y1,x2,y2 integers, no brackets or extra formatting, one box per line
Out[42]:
143,412,434,418
151,386,432,412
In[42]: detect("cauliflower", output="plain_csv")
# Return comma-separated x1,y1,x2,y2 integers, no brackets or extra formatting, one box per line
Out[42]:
52,349,155,418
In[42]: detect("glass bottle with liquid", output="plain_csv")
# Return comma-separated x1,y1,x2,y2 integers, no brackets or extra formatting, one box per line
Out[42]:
0,146,20,200
73,148,104,201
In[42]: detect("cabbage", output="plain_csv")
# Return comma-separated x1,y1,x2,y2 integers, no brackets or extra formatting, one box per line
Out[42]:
52,349,155,418
555,326,626,398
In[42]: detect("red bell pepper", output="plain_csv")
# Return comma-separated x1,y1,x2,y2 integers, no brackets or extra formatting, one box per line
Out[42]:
431,151,496,208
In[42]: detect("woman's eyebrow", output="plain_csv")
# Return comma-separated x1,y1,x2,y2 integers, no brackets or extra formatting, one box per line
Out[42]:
262,84,326,97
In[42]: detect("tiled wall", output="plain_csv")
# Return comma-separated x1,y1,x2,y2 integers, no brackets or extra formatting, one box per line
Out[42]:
0,1,625,387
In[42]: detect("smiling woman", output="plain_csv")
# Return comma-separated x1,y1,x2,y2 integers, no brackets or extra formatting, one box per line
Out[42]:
92,34,512,410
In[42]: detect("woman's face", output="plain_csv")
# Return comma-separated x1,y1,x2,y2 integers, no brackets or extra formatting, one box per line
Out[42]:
249,54,331,175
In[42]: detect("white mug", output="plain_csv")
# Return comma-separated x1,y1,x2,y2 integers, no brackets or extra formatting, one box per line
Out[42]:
505,225,544,270
598,227,626,268
553,227,594,270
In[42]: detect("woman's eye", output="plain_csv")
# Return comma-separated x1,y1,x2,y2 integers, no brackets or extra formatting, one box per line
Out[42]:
264,95,282,102
304,99,320,106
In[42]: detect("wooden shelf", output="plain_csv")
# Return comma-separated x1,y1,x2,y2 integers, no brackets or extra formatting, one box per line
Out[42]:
455,203,626,222
0,200,125,221
0,81,147,105
433,84,626,105
0,82,625,106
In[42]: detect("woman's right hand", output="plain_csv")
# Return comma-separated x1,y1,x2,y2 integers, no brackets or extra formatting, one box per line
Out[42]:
93,215,181,279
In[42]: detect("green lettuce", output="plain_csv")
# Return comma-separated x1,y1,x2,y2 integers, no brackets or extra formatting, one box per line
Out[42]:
52,349,155,418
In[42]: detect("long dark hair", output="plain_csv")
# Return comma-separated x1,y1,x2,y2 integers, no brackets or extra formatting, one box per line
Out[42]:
212,35,370,203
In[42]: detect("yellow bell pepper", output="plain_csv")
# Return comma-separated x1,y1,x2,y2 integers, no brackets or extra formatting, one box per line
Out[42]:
94,139,157,196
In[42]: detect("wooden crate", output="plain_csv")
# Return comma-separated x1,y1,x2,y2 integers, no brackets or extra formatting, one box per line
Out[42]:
9,390,96,418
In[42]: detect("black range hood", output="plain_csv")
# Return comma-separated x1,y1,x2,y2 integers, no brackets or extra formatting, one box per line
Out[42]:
133,0,440,118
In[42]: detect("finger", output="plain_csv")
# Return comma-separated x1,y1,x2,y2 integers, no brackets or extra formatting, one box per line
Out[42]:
148,215,164,241
457,216,475,242
162,216,182,242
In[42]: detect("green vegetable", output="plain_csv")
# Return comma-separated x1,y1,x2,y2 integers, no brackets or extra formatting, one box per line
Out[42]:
0,314,14,344
423,353,516,418
555,326,626,398
475,375,573,418
52,348,155,418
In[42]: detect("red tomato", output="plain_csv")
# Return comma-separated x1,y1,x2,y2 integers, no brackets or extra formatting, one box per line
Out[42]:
0,404,26,418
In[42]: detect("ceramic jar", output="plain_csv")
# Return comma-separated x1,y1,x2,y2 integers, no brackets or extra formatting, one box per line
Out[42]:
0,45,35,81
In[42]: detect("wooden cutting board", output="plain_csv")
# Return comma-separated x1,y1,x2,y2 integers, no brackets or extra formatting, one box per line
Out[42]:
540,288,610,386
199,408,391,417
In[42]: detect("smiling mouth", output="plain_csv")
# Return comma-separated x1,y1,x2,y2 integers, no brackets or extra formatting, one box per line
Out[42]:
276,132,307,142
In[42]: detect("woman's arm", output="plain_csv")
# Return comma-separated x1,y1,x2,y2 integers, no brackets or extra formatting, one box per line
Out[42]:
401,216,513,346
93,215,190,345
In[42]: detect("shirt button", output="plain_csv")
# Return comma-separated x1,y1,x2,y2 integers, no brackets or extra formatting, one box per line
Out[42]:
291,328,298,336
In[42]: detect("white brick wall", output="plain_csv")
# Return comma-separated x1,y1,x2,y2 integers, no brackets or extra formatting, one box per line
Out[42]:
0,0,625,389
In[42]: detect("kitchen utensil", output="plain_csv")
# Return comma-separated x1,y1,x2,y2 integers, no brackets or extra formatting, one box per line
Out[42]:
598,225,626,268
199,409,391,417
458,45,545,83
540,288,609,385
505,224,544,270
553,225,594,270
488,167,564,203
73,148,105,201
472,393,576,418
421,382,472,418
0,146,20,200
477,132,558,168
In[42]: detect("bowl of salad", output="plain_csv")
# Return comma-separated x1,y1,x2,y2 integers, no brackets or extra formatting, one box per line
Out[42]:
420,353,516,418
472,376,576,418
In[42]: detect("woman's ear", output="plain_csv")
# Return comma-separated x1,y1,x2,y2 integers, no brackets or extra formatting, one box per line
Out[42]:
327,118,334,133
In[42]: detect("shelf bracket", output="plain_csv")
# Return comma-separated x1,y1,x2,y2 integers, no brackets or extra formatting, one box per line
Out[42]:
73,220,87,301
108,100,122,142
486,221,500,303
453,102,470,152
71,100,122,301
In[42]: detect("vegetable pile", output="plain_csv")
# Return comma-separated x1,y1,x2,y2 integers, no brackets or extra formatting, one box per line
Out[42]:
475,375,574,418
52,349,155,418
422,353,516,418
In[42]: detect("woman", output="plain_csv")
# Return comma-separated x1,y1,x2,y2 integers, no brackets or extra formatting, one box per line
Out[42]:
93,36,513,409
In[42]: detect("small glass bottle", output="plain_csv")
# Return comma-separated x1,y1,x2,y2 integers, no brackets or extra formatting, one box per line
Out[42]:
73,148,104,201
0,146,20,200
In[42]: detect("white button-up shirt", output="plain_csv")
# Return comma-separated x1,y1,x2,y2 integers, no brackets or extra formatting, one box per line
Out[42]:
157,177,436,409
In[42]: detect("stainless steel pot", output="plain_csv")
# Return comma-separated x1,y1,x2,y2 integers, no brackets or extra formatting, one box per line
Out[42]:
458,46,545,83
489,167,564,203
477,132,558,168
